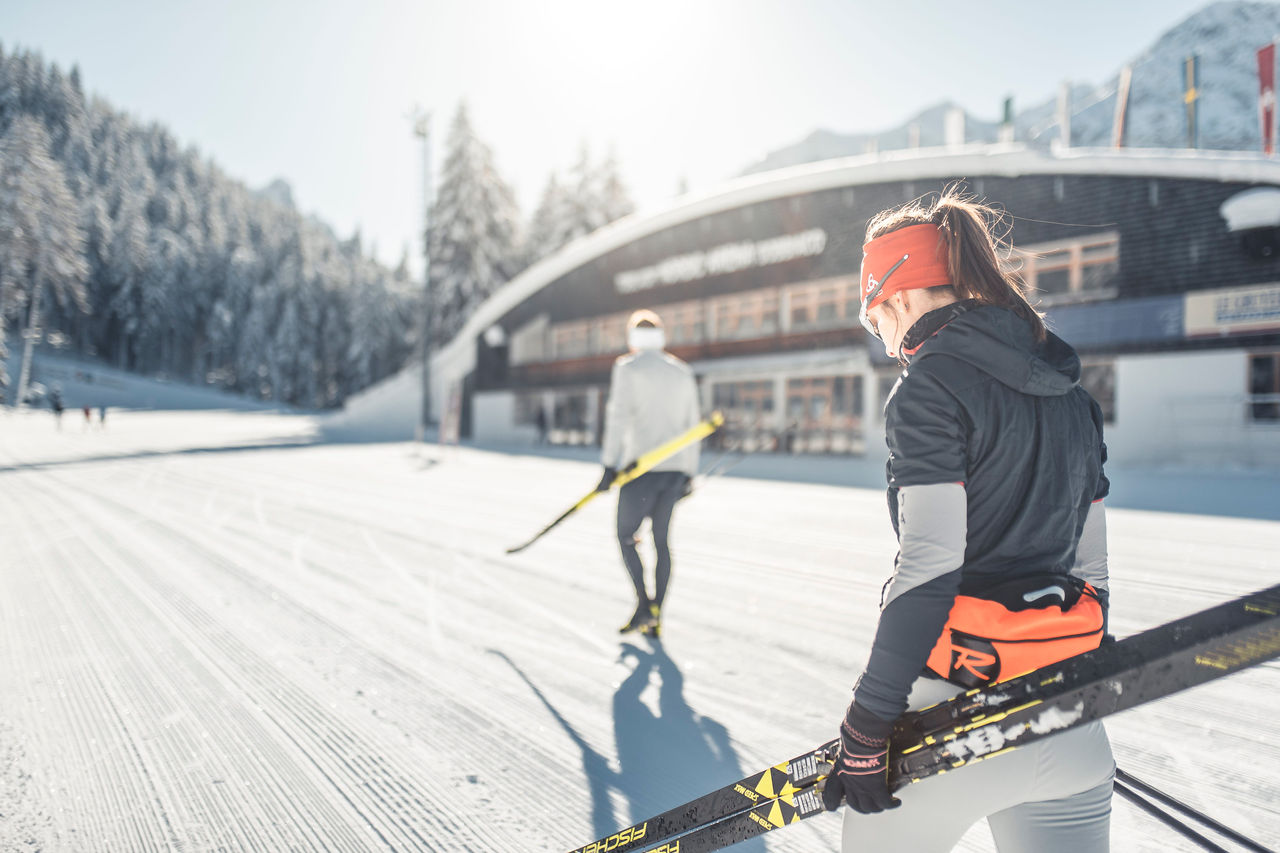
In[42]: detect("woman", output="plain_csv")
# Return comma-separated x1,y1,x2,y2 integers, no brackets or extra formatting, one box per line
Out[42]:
821,190,1114,852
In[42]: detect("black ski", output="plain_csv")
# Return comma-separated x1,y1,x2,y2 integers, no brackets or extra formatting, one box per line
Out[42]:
890,580,1280,784
566,582,1280,853
565,742,833,853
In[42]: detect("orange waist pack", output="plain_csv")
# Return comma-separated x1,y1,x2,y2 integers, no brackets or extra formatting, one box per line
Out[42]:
925,574,1104,689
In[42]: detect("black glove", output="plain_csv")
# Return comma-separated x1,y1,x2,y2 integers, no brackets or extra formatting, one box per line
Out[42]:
679,475,693,499
595,467,618,493
822,701,901,814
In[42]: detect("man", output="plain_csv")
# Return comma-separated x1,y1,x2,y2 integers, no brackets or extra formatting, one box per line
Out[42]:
598,310,702,637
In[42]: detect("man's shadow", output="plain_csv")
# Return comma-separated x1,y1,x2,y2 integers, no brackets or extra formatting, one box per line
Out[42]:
493,643,764,852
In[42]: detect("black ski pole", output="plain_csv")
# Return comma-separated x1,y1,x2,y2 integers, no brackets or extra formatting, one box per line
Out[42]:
1113,778,1229,852
1116,768,1274,853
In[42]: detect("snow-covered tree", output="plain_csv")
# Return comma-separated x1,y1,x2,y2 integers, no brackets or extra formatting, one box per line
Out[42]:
597,146,635,224
0,114,88,399
526,172,575,262
427,103,520,345
0,47,421,407
524,143,635,264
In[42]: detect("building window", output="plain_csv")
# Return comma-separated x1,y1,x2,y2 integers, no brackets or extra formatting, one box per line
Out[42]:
787,278,858,332
1080,361,1117,424
510,314,549,366
1012,231,1119,304
552,322,591,360
1249,352,1280,421
710,379,778,452
550,388,596,445
784,375,865,454
657,301,705,346
592,314,627,355
708,289,779,341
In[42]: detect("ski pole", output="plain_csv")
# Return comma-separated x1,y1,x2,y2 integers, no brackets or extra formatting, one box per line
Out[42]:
697,420,800,482
1113,778,1229,852
505,412,723,554
1115,767,1273,853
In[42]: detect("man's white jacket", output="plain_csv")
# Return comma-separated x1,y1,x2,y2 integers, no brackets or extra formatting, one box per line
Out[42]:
600,349,702,477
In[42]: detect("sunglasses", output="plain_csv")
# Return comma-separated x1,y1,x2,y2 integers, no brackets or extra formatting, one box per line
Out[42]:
858,253,909,342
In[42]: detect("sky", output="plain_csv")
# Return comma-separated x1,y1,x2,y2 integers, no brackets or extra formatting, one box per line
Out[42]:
2,0,1221,275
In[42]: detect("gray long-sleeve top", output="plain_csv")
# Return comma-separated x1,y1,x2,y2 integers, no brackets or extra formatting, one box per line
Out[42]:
600,349,702,476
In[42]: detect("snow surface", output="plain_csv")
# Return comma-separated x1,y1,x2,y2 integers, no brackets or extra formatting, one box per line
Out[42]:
1,409,1278,852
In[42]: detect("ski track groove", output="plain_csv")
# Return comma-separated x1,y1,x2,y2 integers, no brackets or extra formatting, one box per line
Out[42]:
2,487,173,853
22,455,588,850
138,459,842,733
24,471,505,852
67,454,827,846
15,474,363,852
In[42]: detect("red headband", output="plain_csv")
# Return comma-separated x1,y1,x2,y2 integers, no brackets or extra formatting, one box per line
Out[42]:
859,223,951,311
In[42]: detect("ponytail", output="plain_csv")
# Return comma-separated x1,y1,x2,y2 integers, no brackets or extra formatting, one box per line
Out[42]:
865,188,1046,342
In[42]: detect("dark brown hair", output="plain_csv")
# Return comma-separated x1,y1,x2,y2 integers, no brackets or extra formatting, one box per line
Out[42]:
865,187,1046,341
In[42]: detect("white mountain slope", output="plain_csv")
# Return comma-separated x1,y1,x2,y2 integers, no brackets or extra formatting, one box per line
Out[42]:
745,1,1280,175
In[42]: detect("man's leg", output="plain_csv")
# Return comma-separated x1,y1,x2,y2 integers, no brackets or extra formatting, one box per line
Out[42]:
649,473,684,609
616,476,655,622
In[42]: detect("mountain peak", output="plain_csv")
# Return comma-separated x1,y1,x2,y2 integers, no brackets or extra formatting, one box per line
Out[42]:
743,0,1280,176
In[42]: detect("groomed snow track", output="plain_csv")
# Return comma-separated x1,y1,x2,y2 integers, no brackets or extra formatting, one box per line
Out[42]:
1,410,1277,852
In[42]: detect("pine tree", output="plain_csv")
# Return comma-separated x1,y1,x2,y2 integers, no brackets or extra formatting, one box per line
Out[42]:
524,144,635,265
0,114,88,400
597,146,635,224
0,48,420,407
566,142,606,237
526,171,575,262
427,103,520,345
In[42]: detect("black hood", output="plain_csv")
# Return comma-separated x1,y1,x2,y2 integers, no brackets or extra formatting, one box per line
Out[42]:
903,302,1080,397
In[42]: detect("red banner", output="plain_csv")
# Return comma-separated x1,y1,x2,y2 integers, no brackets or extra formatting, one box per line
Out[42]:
1259,43,1276,155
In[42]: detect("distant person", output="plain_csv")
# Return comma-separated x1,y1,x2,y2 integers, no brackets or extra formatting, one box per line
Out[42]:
50,387,64,429
821,190,1113,852
534,403,548,445
99,404,107,427
597,310,701,638
82,405,92,428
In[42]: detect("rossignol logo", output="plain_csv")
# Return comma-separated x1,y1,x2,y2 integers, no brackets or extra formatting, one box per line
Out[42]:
951,646,998,681
733,783,760,802
947,635,1001,687
575,822,646,852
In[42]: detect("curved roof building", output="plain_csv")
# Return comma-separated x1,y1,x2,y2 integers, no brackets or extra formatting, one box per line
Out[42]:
351,144,1280,466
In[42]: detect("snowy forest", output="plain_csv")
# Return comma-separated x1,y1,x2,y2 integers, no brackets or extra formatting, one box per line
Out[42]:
0,46,634,408
427,106,633,344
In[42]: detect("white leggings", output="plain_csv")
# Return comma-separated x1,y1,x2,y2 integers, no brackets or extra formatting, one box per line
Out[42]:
842,677,1115,853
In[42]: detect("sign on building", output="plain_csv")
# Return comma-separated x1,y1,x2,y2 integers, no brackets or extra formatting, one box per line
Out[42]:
1184,283,1280,337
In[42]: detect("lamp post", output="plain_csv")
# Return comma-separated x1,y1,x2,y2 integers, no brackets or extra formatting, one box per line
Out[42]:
413,109,434,437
